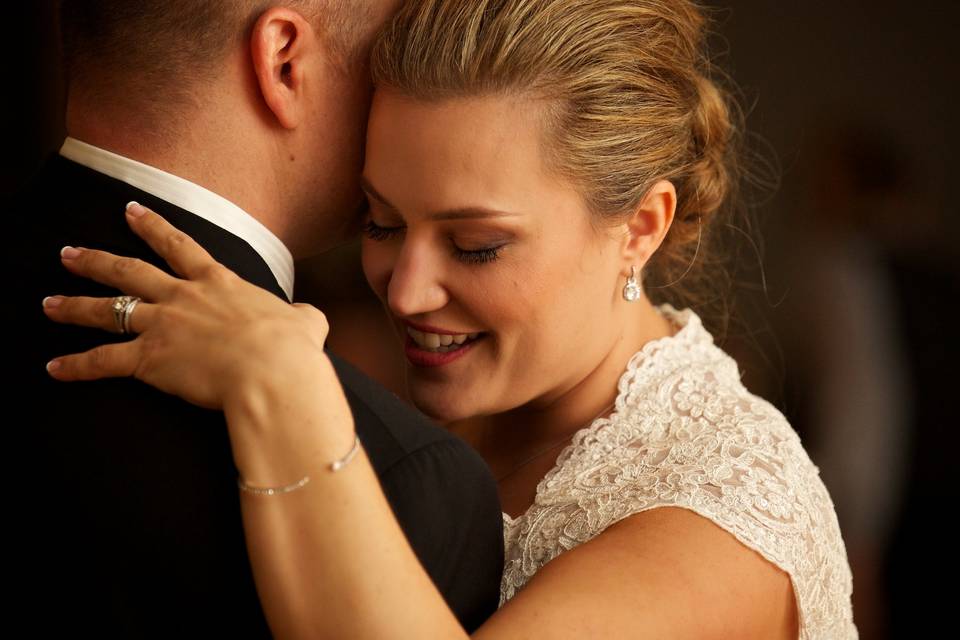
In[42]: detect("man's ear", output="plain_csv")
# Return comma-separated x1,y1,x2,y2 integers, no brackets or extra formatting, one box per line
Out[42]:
620,179,676,275
250,8,318,129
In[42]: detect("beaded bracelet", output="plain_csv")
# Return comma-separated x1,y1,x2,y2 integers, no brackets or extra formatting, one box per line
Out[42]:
237,434,361,496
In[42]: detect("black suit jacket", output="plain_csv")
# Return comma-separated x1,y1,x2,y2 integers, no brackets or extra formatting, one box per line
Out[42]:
8,156,504,637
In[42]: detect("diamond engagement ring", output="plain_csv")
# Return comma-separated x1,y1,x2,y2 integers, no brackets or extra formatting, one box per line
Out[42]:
111,295,141,334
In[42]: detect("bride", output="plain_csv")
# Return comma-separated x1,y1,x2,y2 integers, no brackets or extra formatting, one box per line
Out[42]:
43,0,856,637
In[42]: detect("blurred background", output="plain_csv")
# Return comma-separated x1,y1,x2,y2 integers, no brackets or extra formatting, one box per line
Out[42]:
8,2,957,638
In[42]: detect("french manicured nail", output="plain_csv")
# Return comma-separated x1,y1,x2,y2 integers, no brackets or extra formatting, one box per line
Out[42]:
46,359,62,373
126,201,146,217
42,296,64,309
61,246,82,260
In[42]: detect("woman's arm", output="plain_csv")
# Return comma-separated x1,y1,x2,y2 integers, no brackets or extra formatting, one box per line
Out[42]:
46,206,467,639
227,361,465,639
45,204,798,639
479,507,798,639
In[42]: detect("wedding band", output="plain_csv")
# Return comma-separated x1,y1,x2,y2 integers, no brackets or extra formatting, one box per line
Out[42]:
111,295,141,334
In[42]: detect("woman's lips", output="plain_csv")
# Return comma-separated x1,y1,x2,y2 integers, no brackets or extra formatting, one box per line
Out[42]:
403,320,477,336
403,334,484,368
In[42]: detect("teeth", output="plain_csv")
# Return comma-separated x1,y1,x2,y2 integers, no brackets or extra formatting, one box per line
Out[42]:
407,327,482,353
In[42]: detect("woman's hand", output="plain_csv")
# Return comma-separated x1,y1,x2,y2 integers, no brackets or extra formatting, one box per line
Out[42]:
43,202,330,412
40,204,470,640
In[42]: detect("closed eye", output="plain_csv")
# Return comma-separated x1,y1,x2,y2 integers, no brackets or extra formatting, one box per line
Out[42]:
452,245,505,264
363,220,404,241
365,220,506,265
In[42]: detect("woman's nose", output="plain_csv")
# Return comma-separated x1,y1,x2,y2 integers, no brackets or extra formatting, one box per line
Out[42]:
386,245,449,318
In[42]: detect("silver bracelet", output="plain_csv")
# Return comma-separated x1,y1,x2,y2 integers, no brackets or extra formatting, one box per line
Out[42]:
237,434,362,496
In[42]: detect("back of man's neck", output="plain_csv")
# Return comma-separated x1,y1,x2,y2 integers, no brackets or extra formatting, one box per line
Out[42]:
66,110,283,246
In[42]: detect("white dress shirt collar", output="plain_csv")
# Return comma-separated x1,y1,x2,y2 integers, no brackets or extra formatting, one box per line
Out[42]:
60,137,294,301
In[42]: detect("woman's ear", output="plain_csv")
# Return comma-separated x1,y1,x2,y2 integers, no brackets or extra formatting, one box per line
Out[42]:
249,8,318,129
620,179,676,274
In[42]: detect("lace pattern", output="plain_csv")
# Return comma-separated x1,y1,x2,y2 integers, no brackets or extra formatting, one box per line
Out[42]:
500,306,857,639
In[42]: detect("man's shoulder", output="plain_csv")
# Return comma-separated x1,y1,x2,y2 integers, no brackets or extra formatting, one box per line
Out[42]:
327,351,499,495
7,155,149,258
327,351,474,460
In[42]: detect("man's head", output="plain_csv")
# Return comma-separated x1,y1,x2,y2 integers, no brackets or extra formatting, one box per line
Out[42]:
59,0,401,257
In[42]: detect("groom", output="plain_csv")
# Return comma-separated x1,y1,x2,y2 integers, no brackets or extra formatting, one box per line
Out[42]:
9,1,502,636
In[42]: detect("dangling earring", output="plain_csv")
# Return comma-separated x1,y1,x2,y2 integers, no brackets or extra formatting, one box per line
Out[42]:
622,265,642,302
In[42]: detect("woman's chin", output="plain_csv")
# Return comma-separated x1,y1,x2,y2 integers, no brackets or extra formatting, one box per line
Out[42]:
409,390,473,425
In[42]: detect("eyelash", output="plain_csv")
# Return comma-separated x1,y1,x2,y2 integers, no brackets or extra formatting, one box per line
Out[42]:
362,220,399,242
362,220,504,265
453,246,502,264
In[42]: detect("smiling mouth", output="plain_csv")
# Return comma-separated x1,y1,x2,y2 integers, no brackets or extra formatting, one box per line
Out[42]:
405,326,485,353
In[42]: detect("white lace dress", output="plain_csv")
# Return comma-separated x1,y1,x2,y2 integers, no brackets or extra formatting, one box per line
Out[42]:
500,305,857,639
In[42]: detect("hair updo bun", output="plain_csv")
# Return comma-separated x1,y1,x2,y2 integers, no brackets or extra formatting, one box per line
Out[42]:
372,0,750,328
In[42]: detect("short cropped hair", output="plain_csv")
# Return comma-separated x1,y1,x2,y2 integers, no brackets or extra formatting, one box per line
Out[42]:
59,0,360,103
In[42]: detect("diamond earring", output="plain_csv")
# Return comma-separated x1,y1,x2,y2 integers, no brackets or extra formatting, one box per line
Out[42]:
622,266,641,302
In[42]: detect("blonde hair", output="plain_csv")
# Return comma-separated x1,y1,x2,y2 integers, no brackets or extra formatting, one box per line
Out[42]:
371,0,748,321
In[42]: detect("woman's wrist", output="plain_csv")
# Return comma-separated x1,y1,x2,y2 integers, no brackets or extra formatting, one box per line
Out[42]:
223,352,357,488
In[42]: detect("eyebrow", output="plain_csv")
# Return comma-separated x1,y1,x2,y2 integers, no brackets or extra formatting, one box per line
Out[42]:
361,177,521,221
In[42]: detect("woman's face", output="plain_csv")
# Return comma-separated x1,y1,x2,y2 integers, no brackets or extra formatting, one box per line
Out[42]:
361,91,631,422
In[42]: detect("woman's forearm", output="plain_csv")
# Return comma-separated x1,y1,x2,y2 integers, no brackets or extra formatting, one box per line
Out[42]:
223,355,468,640
37,209,465,636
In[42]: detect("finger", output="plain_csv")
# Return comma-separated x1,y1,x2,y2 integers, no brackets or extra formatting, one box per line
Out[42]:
125,202,218,280
293,303,330,340
43,295,157,334
60,245,177,300
46,341,141,382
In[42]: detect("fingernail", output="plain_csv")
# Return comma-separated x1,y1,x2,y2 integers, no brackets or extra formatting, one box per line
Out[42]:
126,201,146,217
60,246,82,260
46,359,62,373
42,296,64,309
